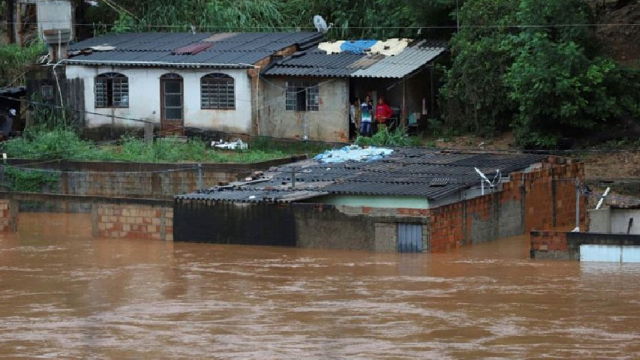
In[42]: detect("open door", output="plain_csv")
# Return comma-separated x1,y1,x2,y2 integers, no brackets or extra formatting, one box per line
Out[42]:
160,73,184,135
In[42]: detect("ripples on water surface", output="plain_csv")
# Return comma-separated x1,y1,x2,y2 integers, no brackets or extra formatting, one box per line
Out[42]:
1,213,639,359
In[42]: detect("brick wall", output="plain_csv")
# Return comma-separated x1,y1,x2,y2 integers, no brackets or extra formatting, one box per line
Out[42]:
426,160,585,253
0,199,17,232
530,230,569,251
93,203,173,241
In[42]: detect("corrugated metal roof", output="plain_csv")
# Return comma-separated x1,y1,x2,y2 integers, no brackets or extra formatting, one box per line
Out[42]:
66,32,324,68
264,50,367,77
263,40,447,79
176,189,328,203
177,149,547,203
351,45,446,78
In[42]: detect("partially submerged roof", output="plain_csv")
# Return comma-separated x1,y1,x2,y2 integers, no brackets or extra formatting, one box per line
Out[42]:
177,148,546,204
264,40,447,79
65,32,323,68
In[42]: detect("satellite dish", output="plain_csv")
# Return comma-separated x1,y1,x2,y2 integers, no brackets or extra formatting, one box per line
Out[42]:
313,15,332,33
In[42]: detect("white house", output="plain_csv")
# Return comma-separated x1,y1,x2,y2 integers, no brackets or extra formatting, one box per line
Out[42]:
61,32,323,135
52,32,446,142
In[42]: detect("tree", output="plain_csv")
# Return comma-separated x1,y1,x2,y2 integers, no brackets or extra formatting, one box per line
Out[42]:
440,0,518,135
440,0,640,147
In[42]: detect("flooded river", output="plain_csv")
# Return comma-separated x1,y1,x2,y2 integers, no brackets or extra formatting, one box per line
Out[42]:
1,213,640,359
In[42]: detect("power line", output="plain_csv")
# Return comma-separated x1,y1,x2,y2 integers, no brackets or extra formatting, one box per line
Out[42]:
3,20,640,29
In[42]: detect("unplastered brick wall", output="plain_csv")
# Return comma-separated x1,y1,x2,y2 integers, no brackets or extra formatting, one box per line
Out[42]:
426,159,585,253
529,230,572,260
0,199,17,232
93,203,173,241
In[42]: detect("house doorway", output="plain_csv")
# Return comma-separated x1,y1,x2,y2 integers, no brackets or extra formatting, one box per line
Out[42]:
160,73,184,135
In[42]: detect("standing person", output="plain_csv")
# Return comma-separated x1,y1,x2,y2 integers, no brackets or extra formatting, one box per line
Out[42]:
359,95,373,137
0,109,15,140
349,97,357,139
375,96,393,132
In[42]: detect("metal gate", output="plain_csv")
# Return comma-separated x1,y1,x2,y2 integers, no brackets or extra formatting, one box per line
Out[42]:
397,223,424,253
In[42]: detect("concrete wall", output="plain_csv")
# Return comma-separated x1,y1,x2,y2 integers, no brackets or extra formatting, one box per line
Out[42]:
173,200,428,251
531,230,640,261
259,77,349,142
611,209,640,234
293,204,429,251
588,208,640,235
65,65,253,134
589,209,611,233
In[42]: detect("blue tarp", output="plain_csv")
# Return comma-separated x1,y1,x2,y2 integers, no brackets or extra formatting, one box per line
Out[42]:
340,40,378,54
314,145,393,164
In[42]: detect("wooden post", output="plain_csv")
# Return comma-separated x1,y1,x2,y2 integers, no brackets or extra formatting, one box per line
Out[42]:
144,122,154,143
401,79,407,127
7,0,16,44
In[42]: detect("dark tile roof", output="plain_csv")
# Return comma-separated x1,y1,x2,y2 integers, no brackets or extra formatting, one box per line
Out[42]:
66,32,323,68
264,40,447,78
176,148,547,203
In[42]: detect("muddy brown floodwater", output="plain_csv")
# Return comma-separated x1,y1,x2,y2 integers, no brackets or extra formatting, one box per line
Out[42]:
1,213,640,359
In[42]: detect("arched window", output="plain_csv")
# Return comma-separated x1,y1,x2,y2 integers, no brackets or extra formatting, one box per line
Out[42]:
201,73,235,110
95,72,129,108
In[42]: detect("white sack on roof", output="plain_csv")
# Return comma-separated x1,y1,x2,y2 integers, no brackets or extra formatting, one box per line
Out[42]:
89,45,116,51
314,145,393,164
369,38,410,56
318,40,345,54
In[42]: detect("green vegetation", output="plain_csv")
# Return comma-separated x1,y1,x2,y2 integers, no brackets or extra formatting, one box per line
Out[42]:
0,42,45,87
355,127,419,147
441,0,640,147
83,0,455,39
2,166,59,192
1,129,332,163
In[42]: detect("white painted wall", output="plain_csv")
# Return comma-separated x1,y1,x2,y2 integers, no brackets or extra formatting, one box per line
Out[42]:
581,245,640,263
65,65,253,134
610,209,640,235
260,77,350,142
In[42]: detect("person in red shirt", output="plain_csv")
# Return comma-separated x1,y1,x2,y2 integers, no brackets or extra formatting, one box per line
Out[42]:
375,96,393,129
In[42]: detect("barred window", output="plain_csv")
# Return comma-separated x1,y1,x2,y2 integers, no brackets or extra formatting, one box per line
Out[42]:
95,73,129,108
201,73,235,109
286,81,319,111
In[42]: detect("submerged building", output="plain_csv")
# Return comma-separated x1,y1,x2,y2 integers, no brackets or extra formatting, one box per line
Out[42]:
175,148,585,252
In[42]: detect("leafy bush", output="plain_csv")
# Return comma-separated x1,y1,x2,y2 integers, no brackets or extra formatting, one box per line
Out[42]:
355,127,418,147
441,0,640,148
2,128,105,160
2,166,59,192
0,42,45,87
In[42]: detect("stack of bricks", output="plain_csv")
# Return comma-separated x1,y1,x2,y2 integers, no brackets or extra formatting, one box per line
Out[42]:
0,200,16,232
93,203,173,241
